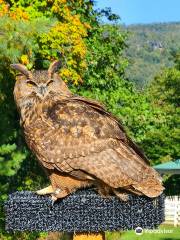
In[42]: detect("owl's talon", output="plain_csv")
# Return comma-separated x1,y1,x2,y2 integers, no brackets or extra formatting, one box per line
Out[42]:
36,185,54,195
50,188,62,203
50,188,70,200
51,194,58,203
54,188,62,195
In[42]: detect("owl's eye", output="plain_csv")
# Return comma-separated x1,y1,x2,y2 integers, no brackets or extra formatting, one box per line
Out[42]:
46,79,54,86
26,80,37,87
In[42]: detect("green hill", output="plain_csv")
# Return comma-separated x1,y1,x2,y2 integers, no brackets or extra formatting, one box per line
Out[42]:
123,22,180,89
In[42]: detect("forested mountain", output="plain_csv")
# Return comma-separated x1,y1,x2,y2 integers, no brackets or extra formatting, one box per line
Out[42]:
123,22,180,89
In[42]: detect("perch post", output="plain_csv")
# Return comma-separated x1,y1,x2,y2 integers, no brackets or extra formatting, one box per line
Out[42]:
5,189,165,239
73,232,105,240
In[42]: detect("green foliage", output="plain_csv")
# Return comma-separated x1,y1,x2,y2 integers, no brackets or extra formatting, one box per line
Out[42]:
150,67,180,106
144,56,180,164
164,175,180,196
84,24,128,89
75,24,131,118
0,15,54,64
0,144,26,176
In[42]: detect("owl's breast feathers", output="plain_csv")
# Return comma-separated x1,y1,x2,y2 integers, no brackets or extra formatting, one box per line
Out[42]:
23,95,164,198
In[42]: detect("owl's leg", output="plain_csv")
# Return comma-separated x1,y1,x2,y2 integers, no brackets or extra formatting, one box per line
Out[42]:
49,171,92,201
36,185,54,195
96,182,112,198
113,189,129,201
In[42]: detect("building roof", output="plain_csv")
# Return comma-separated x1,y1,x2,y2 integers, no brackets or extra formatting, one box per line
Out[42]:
154,159,180,174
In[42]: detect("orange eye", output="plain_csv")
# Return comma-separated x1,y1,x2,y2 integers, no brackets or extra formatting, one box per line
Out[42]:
27,83,33,87
26,80,37,87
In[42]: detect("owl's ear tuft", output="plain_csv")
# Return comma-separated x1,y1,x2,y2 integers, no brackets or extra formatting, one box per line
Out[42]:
48,52,63,77
10,64,32,78
48,60,62,77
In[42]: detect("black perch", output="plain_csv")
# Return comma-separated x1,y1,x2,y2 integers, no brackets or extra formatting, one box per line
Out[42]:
5,189,165,233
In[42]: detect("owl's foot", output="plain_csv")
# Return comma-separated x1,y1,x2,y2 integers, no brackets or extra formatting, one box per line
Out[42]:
113,189,129,201
36,185,54,195
51,188,70,202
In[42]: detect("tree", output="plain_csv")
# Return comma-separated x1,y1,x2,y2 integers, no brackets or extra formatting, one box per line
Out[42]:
144,51,180,163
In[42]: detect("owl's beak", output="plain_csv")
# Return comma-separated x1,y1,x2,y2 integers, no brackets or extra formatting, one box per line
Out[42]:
39,86,46,96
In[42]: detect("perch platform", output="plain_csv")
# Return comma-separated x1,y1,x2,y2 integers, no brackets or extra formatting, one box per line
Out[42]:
5,189,164,239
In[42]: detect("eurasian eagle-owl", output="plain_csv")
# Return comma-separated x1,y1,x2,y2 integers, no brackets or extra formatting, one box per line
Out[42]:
11,59,164,201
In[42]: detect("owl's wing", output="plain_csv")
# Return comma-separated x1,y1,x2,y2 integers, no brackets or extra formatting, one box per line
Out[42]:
71,96,150,164
37,96,163,197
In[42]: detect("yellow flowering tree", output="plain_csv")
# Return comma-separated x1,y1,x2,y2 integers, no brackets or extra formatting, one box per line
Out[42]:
4,0,91,84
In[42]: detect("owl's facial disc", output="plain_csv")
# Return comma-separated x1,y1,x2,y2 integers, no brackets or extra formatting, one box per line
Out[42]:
12,58,72,108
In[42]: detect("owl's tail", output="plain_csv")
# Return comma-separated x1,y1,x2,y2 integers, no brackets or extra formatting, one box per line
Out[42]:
132,176,164,198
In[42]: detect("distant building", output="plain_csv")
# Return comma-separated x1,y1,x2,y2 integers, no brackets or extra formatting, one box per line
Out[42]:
148,41,164,51
154,159,180,175
154,159,180,226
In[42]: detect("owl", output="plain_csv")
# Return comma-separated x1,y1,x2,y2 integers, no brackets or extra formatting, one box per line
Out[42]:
11,59,164,201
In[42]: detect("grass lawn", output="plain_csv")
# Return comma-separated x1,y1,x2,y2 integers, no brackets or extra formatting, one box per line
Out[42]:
106,225,180,240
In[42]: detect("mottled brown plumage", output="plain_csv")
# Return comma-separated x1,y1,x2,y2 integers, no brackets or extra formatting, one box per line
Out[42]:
11,60,164,201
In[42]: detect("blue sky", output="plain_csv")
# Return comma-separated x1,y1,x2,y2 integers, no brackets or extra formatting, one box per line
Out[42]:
96,0,180,25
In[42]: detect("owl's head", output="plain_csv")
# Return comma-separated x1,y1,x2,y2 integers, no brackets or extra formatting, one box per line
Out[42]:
11,60,71,109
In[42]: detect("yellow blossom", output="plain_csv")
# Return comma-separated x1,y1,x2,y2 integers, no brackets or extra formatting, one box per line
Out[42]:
21,55,29,65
